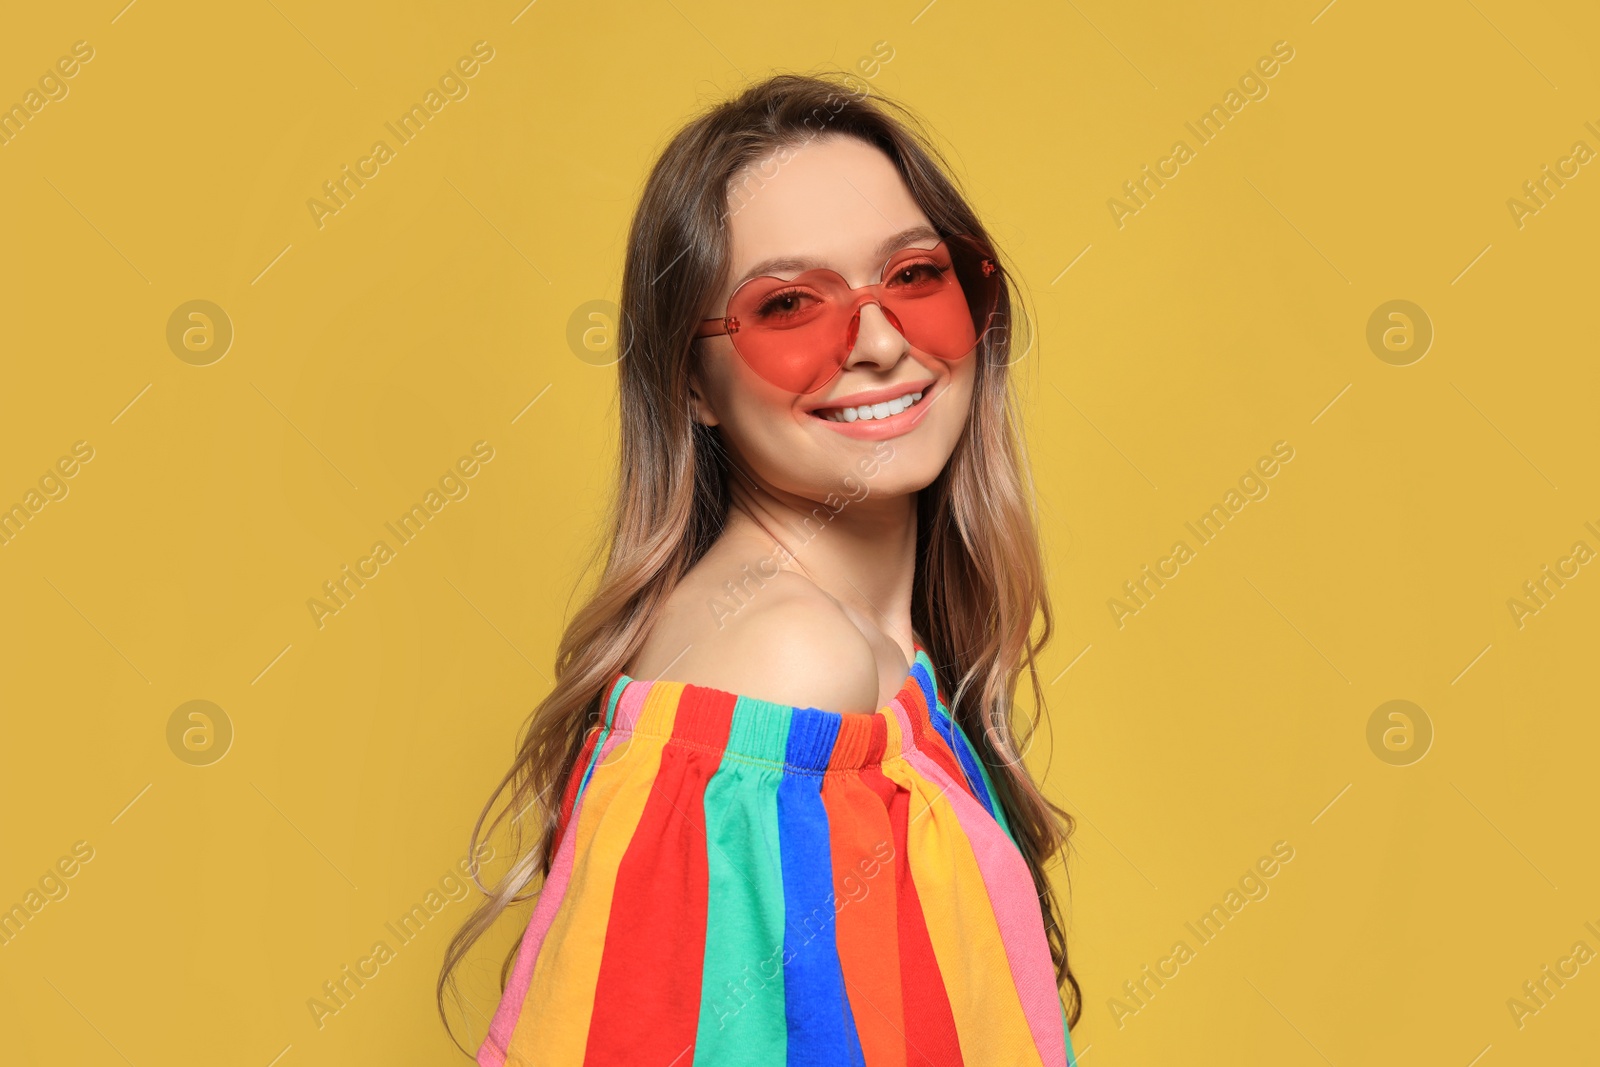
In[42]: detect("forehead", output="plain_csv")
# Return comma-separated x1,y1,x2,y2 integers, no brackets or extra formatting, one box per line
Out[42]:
721,135,934,286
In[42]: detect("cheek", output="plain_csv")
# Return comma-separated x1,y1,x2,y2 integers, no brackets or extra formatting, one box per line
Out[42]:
950,355,979,399
705,345,800,427
930,358,977,432
923,358,978,439
702,348,818,472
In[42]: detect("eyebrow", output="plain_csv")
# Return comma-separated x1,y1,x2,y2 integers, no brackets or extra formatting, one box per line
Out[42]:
727,224,943,291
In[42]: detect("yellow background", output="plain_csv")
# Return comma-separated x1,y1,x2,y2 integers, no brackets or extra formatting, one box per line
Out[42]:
2,1,1596,1064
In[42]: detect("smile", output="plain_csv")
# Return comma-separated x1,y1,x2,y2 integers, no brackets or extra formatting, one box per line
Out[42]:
804,378,941,441
816,389,925,422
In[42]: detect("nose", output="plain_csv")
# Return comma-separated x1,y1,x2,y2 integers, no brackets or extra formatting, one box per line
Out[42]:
841,301,910,373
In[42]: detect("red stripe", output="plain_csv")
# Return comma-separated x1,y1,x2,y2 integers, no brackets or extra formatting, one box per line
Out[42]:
582,686,735,1064
902,682,969,796
887,776,964,1067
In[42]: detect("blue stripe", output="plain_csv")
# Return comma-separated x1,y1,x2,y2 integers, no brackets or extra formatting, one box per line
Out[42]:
578,676,629,800
910,660,938,717
932,707,999,820
914,656,1001,824
777,714,865,1067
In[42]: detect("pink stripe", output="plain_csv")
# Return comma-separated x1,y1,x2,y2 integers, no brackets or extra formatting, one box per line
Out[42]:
476,716,636,1066
610,680,654,730
890,697,1068,1067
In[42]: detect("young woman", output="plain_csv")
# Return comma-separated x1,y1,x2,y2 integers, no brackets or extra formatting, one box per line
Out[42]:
440,72,1081,1067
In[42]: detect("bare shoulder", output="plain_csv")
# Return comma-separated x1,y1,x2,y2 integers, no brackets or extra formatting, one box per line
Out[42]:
629,567,881,714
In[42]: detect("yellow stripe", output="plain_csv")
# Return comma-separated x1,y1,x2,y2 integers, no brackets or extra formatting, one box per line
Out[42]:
890,759,1047,1067
880,703,906,754
506,683,681,1066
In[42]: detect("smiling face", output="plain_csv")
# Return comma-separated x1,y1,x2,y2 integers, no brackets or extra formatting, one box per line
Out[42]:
689,134,979,501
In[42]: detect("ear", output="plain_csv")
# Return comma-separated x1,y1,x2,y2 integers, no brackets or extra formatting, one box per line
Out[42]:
687,354,721,427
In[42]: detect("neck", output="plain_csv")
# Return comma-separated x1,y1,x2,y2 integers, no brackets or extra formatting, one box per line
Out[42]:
724,462,919,655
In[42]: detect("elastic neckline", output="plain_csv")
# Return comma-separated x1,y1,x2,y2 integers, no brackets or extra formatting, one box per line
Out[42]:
603,638,941,772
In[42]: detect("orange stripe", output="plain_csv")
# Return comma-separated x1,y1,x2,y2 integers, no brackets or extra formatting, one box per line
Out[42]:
823,766,906,1067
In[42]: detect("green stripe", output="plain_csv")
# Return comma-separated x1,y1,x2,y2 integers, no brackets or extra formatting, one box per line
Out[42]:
693,696,791,1064
1062,997,1078,1066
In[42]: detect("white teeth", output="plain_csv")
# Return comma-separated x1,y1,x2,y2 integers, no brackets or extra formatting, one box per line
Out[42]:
822,390,925,423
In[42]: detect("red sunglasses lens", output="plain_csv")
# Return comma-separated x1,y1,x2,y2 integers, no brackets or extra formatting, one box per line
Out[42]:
883,241,981,361
718,236,999,394
723,274,853,394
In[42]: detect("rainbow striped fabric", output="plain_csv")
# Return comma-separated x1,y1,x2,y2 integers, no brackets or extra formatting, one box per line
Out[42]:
478,641,1078,1067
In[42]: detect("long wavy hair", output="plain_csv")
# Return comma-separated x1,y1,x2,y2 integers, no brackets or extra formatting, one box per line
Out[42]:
437,70,1080,1051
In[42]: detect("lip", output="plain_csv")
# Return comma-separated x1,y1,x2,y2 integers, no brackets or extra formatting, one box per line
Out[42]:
803,377,941,440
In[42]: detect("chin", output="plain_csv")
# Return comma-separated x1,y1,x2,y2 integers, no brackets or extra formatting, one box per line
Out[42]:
842,428,957,497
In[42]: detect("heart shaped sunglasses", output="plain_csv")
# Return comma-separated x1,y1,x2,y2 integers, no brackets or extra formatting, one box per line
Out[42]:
693,233,1002,395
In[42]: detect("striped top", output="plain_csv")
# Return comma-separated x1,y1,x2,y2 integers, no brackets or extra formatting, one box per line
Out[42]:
480,640,1078,1067
570,643,1013,829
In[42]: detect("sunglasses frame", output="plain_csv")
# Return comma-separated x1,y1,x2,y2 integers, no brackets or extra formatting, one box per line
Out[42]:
693,232,1003,394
